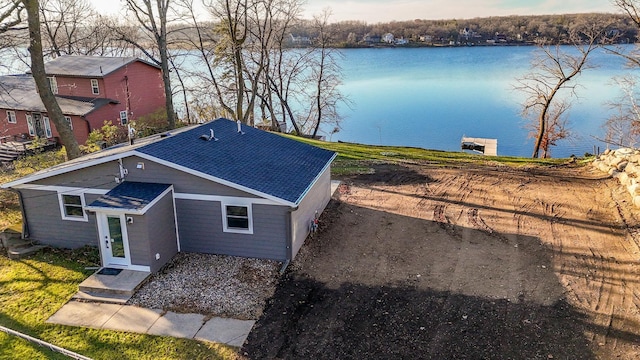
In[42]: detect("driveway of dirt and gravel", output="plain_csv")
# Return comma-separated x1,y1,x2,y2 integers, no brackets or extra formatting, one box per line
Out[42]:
242,162,640,359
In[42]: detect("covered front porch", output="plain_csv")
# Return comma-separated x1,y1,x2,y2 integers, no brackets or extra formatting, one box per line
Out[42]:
84,181,179,274
78,181,180,303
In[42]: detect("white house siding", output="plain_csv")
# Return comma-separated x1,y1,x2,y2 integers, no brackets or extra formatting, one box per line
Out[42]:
175,199,289,261
290,165,332,259
19,189,100,248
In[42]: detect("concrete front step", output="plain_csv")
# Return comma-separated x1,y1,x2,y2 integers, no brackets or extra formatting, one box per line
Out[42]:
73,290,131,304
8,244,48,260
1,231,48,259
78,269,151,299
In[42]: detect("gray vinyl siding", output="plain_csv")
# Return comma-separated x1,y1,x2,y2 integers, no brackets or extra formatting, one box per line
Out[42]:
123,156,258,197
20,189,99,248
125,192,178,272
290,165,332,259
32,161,121,190
176,199,288,261
126,214,148,267
145,192,178,272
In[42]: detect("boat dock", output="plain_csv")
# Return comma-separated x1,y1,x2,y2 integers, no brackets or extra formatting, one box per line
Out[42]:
461,137,498,156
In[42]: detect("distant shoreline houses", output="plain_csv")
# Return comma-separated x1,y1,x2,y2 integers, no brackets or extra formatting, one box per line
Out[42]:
291,25,628,49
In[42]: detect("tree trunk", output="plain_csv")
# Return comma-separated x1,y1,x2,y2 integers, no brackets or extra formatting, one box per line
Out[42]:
155,1,176,129
532,112,546,158
24,0,81,159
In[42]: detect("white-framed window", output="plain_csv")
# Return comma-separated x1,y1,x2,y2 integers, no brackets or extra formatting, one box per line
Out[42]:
90,79,99,95
43,116,52,138
6,110,16,124
57,192,88,221
47,76,58,94
26,114,34,136
222,202,253,234
120,110,128,125
65,116,73,130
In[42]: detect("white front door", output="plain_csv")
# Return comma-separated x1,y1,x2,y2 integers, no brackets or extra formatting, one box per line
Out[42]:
97,213,131,267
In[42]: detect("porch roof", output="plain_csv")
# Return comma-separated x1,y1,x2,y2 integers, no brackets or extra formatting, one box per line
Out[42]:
86,181,172,215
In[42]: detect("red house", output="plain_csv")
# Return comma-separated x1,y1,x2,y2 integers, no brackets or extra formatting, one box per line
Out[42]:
0,56,165,145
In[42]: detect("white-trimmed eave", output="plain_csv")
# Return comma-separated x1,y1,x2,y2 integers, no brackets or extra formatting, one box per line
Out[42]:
84,185,174,215
292,152,338,206
0,150,139,189
132,151,298,208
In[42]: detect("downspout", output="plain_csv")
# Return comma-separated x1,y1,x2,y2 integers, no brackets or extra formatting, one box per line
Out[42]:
81,115,91,137
9,189,29,239
124,76,132,119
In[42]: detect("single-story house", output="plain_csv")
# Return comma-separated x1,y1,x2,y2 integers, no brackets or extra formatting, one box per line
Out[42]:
1,118,336,273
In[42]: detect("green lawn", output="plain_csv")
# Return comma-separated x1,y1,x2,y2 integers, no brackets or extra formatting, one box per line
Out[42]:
0,247,237,360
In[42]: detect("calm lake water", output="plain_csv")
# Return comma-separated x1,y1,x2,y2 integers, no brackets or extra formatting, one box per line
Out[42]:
330,46,633,158
1,45,633,157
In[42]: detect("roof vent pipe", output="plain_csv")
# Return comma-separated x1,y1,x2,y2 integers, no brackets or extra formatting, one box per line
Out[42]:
199,128,218,141
237,120,245,134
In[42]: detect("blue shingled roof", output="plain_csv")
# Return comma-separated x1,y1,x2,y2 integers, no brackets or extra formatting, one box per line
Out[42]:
136,118,336,205
88,182,171,212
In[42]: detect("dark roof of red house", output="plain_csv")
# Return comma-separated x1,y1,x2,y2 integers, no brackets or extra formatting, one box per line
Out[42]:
41,55,161,78
0,75,116,115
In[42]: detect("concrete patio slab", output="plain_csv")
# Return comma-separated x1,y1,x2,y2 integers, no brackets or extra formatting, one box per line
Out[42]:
101,306,162,333
147,312,206,338
47,301,255,347
46,300,122,328
195,317,255,347
78,269,150,297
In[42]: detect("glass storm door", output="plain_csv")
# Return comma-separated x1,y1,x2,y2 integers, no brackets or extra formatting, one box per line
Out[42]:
98,213,130,267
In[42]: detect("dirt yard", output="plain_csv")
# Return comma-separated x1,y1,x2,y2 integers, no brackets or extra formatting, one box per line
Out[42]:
242,162,640,359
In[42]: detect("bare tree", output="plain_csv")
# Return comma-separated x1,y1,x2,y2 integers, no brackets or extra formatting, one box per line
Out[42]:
0,0,26,74
0,0,24,33
208,0,249,123
23,0,81,159
604,0,640,148
515,24,604,158
307,9,347,138
604,75,640,148
120,0,179,129
175,0,233,121
179,0,345,136
40,0,91,56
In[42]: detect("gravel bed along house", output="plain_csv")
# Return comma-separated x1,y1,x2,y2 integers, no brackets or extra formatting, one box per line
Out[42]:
128,252,282,320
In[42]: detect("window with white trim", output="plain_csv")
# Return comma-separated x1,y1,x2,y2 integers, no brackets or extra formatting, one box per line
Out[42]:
58,193,88,221
26,114,34,136
65,116,73,130
6,110,16,124
120,110,128,125
47,77,58,94
90,79,99,95
43,116,52,138
222,203,253,234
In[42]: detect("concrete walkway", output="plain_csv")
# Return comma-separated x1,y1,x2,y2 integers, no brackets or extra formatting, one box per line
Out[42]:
46,300,255,347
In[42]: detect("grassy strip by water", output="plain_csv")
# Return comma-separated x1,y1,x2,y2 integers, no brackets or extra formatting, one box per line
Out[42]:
282,135,569,175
